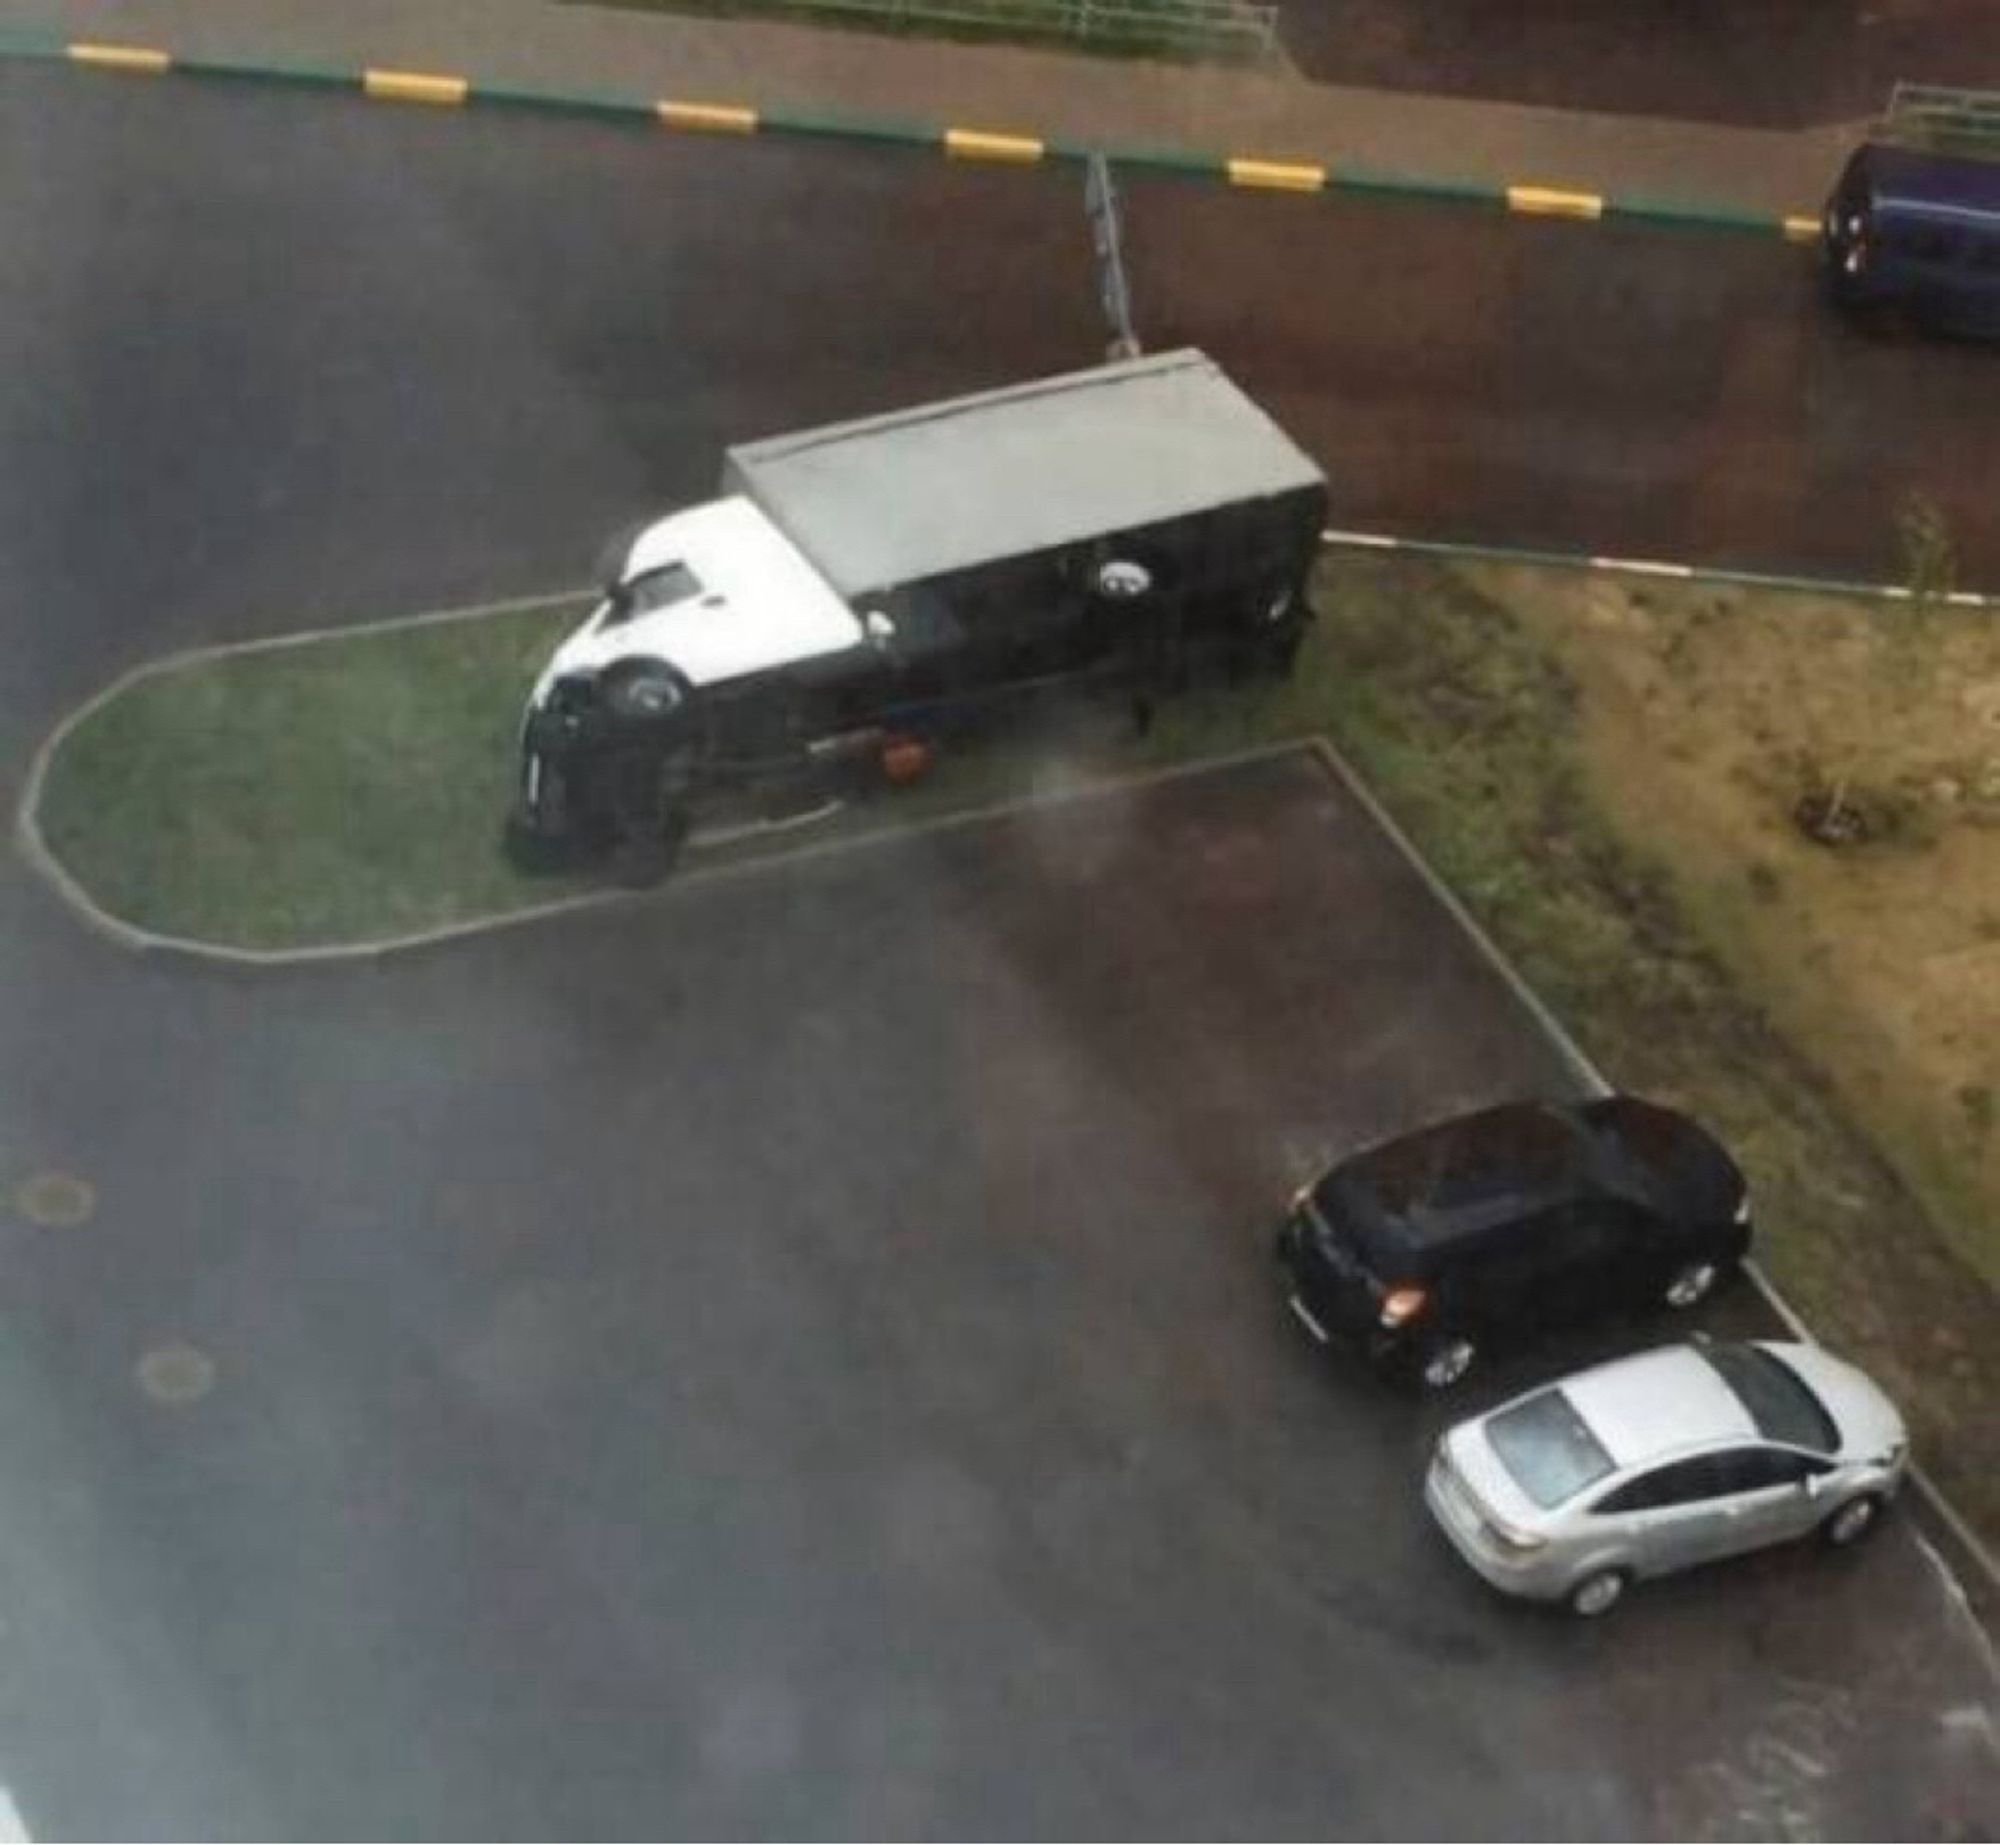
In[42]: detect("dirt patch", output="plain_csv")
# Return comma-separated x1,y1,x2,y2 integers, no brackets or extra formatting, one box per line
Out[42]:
1471,564,2000,1294
1302,553,2000,1545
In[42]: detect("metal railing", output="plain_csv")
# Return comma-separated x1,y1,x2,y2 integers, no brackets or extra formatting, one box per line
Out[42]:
676,0,1280,60
1881,82,2000,159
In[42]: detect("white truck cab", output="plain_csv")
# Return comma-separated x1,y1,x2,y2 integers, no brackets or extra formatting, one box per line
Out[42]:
529,497,867,711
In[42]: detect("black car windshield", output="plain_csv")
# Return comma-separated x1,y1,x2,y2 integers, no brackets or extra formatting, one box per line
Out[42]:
1485,1389,1616,1509
1700,1344,1839,1453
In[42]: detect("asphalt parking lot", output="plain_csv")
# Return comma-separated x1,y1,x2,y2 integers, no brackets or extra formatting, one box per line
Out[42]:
4,751,1997,1838
1,64,1996,1839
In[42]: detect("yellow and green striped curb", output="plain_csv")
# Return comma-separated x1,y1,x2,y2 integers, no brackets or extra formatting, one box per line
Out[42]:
2,30,1824,242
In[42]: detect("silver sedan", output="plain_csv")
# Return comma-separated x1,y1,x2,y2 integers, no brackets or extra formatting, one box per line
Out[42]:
1425,1338,1908,1617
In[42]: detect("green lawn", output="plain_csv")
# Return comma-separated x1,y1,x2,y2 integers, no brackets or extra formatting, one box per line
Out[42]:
35,602,587,948
30,555,1997,1539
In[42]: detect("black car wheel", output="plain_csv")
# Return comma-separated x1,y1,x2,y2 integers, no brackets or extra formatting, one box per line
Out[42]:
1664,1259,1721,1310
1417,1337,1477,1391
1821,1493,1885,1549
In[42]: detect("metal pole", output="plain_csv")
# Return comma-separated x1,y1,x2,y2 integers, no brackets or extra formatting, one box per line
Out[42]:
1083,153,1141,361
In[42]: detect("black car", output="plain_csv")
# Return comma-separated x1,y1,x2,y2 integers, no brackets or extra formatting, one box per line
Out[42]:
1275,1096,1751,1390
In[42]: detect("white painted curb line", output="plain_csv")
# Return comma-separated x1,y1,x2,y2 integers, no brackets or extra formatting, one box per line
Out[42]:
1321,525,1998,608
14,586,596,963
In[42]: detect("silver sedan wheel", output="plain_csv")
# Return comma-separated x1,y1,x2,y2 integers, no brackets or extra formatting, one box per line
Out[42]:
1824,1495,1882,1548
1665,1261,1719,1309
1568,1570,1627,1618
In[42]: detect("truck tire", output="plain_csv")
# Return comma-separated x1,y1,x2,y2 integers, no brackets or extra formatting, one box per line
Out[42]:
599,657,688,724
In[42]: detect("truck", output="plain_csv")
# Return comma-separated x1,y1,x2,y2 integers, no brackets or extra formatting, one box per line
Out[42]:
512,349,1328,877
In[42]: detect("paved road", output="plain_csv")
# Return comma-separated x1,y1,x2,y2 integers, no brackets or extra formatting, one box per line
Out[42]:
1,67,1996,1838
0,65,1100,731
10,67,2000,602
1126,175,2000,585
1276,0,2000,129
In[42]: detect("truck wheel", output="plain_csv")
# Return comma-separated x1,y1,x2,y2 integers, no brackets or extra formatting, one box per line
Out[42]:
599,657,687,723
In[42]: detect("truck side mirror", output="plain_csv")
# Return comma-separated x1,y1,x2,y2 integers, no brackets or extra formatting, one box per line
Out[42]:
864,610,896,646
592,521,646,597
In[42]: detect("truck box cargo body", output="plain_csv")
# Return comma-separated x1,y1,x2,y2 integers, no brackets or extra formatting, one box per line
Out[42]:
515,351,1327,867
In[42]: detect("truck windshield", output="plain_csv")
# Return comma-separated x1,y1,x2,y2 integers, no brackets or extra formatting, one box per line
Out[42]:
605,561,704,625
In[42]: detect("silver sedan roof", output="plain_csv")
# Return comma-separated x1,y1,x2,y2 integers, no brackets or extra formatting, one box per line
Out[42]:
1558,1345,1757,1469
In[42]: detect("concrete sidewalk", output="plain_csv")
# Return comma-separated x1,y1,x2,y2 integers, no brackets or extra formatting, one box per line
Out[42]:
14,0,1851,214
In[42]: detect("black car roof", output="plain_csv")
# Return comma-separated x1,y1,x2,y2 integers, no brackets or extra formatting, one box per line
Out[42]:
1335,1102,1588,1251
1578,1093,1713,1190
1332,1096,1735,1259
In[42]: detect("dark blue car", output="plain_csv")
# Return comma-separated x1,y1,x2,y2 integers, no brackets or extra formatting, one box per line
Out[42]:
1823,85,2000,338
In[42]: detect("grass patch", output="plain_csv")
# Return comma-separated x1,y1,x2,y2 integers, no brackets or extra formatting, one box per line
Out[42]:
35,602,587,949
29,556,1997,1542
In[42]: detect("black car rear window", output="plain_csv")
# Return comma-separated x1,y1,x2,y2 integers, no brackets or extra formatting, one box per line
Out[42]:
1699,1344,1838,1454
1354,1107,1577,1220
1485,1389,1616,1510
1308,1175,1418,1279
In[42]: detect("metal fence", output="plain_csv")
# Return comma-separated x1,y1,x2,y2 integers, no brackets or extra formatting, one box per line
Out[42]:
1881,81,2000,158
687,0,1280,60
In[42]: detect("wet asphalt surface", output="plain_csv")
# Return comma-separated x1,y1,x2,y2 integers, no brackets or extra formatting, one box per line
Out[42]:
1276,0,2000,128
1,64,1998,1839
1123,175,2000,586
